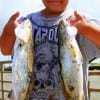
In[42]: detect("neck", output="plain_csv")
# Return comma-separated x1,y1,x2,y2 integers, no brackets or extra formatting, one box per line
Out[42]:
41,9,63,18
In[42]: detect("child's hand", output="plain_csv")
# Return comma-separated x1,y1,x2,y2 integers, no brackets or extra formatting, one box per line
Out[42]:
0,12,21,55
69,11,89,34
3,11,20,35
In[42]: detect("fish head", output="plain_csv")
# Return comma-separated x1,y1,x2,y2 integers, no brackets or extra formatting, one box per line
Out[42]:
58,19,77,44
58,20,69,44
15,19,32,44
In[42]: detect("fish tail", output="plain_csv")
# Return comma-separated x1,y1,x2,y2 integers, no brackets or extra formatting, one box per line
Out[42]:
60,73,71,99
23,75,33,100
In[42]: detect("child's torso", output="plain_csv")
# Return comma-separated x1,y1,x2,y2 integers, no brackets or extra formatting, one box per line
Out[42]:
26,10,73,100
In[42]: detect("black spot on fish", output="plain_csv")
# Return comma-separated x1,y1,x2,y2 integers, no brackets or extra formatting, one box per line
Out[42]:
19,43,22,47
69,86,74,91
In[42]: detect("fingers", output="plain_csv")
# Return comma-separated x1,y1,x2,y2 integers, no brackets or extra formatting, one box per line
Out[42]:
9,11,21,27
74,11,83,20
68,11,83,25
10,11,20,21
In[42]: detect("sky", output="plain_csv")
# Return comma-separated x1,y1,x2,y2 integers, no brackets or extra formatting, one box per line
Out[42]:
0,0,44,35
0,0,100,62
68,0,100,19
0,0,100,35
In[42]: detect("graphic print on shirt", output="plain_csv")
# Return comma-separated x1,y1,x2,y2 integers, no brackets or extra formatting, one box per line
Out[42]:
29,21,63,99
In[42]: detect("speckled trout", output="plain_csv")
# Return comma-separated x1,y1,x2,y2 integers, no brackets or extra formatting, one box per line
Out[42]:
11,19,34,100
58,20,84,100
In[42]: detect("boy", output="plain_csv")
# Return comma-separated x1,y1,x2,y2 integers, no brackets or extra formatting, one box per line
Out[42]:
0,0,100,100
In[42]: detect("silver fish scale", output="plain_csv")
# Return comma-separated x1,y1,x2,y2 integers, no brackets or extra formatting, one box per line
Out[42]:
12,19,34,100
58,20,84,100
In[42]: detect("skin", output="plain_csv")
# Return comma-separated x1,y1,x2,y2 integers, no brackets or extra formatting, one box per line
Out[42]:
0,11,20,55
41,0,69,18
73,11,100,48
0,0,100,55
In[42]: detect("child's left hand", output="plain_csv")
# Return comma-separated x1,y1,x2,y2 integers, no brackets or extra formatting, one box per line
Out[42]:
69,11,89,34
69,11,100,47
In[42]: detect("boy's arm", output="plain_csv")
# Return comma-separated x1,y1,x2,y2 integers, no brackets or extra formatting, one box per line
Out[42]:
73,11,100,47
0,12,20,55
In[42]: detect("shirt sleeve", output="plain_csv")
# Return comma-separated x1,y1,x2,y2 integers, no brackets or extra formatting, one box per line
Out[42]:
77,13,100,62
80,36,100,62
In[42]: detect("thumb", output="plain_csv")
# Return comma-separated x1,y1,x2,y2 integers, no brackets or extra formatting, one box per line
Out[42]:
74,10,83,20
10,11,20,21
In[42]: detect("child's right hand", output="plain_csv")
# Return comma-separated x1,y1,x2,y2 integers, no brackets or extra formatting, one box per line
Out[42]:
0,11,21,55
3,11,20,36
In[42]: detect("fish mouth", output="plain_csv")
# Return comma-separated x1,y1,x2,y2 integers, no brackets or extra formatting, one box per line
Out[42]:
59,20,67,26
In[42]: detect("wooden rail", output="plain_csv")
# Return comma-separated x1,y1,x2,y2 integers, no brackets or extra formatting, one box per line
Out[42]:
0,60,100,100
89,71,100,76
88,70,100,99
0,60,12,100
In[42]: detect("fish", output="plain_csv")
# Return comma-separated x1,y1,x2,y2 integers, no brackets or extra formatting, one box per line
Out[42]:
11,19,34,100
58,19,84,100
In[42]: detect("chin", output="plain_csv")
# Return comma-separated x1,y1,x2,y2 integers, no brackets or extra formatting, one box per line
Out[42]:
48,7,65,14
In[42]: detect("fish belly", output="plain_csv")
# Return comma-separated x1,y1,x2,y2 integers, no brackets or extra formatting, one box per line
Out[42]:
60,40,84,100
12,19,33,100
58,20,84,100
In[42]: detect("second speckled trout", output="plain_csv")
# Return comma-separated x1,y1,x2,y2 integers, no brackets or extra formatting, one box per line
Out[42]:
58,20,84,100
